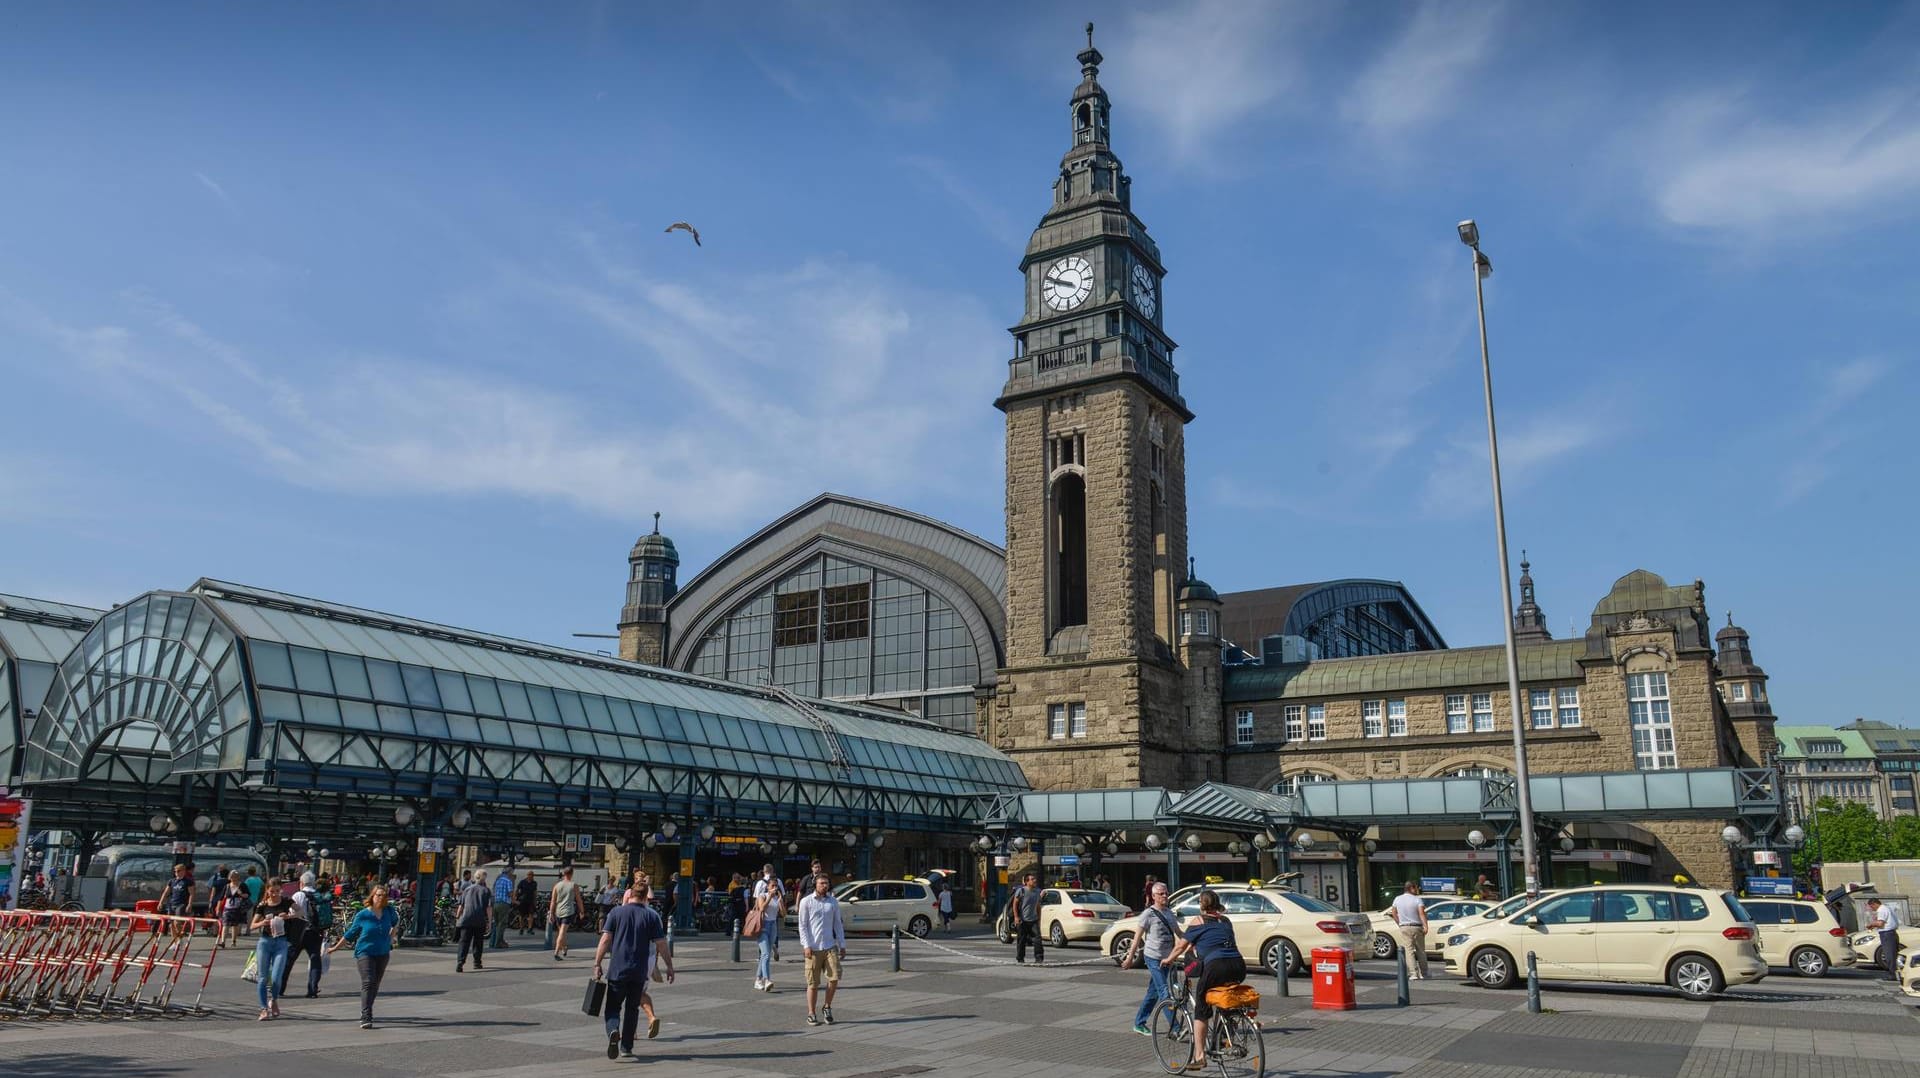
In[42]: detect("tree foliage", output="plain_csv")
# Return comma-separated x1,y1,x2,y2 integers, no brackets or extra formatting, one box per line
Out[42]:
1889,814,1920,860
1791,798,1891,875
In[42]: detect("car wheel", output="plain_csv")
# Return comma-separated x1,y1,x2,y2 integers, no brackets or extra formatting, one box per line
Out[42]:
1790,946,1828,978
908,915,932,939
995,916,1012,944
1109,930,1135,967
1262,937,1300,976
1049,921,1068,948
1669,954,1724,1000
1469,946,1515,989
1372,932,1397,960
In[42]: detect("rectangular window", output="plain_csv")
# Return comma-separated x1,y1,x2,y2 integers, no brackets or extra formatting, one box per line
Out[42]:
1362,700,1384,738
1387,699,1408,737
1283,704,1304,742
1307,704,1326,741
1727,682,1747,702
1235,709,1254,745
1627,671,1676,770
774,591,819,647
1048,703,1066,740
1446,694,1468,734
822,582,871,641
1530,689,1554,730
1069,701,1088,738
1557,686,1581,727
1194,609,1210,635
1472,692,1495,732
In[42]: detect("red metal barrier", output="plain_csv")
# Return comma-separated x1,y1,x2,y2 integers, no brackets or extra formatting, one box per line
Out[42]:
0,910,220,1015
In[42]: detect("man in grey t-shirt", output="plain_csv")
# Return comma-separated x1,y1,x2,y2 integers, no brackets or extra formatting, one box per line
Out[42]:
455,871,492,972
1007,873,1044,965
1122,882,1180,1034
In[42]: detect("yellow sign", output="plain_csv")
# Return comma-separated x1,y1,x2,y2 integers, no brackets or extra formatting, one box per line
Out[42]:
679,858,695,876
418,852,436,873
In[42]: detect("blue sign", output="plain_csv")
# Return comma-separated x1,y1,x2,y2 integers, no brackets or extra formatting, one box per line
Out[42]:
1419,877,1457,895
1746,877,1795,897
1058,855,1080,866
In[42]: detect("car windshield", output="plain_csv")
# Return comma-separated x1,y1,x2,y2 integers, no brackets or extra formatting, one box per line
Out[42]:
1067,891,1117,904
1487,893,1546,919
1279,892,1342,914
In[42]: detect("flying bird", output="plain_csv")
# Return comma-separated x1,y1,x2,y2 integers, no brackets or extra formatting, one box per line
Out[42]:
664,222,701,246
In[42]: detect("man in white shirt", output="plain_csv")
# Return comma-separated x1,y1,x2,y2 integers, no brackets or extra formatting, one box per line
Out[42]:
796,875,846,1026
1390,881,1430,980
1866,898,1900,980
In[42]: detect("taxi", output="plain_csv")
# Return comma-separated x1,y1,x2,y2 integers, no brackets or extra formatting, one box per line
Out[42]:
1739,897,1854,977
1099,885,1371,974
1365,896,1492,960
827,877,940,938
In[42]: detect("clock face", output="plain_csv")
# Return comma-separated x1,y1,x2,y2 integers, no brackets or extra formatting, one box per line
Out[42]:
1129,263,1157,319
1042,255,1095,311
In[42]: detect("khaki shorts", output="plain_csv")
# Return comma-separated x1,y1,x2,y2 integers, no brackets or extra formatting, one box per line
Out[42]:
805,948,842,987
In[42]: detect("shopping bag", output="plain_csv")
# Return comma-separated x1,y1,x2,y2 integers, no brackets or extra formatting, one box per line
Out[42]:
582,977,607,1017
240,950,258,982
321,952,332,978
741,907,763,938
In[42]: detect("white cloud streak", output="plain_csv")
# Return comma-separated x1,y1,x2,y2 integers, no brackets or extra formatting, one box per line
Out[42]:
1104,1,1311,164
1343,1,1502,135
1777,356,1893,504
1419,409,1608,517
193,171,232,205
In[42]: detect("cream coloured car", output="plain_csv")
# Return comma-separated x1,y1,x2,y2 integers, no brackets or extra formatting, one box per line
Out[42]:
1366,897,1492,960
834,878,940,938
1101,886,1372,974
1036,888,1131,946
1845,923,1920,971
1442,884,1766,1000
1740,898,1854,977
1428,892,1554,961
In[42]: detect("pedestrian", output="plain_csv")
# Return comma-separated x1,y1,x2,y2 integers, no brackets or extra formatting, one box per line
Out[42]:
328,882,401,1029
280,872,325,998
1160,890,1247,1073
750,863,784,991
204,863,227,934
599,876,621,928
161,862,196,926
301,873,335,997
550,866,582,960
249,880,297,1020
1008,871,1044,964
243,865,265,905
797,873,846,1026
490,867,515,949
594,885,672,1060
219,870,250,949
1391,880,1429,980
1866,898,1899,980
516,870,537,935
1123,880,1180,1035
455,870,491,972
1473,875,1500,901
938,883,954,933
799,858,828,895
728,872,749,933
1140,874,1158,913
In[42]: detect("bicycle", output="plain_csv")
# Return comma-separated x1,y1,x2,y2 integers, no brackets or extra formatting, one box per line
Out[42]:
1150,961,1265,1077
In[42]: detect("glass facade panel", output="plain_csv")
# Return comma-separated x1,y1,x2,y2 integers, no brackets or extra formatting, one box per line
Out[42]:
328,653,373,699
400,664,441,708
498,680,534,721
433,669,473,712
467,675,504,716
526,685,562,725
366,659,408,704
290,646,334,694
250,641,295,688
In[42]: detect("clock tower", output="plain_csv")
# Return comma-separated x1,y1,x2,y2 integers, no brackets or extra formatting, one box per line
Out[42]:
990,27,1200,791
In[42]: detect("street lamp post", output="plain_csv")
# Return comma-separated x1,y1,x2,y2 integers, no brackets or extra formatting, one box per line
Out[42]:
1458,219,1539,895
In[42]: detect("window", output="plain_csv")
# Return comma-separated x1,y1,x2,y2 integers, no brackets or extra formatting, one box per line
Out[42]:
1533,892,1597,925
1530,689,1554,730
1602,890,1675,922
1235,710,1254,746
1048,704,1067,740
1180,609,1211,637
1472,692,1494,732
1557,686,1581,727
1220,892,1277,914
1283,704,1304,742
1627,671,1676,770
1388,699,1408,737
823,583,870,641
1446,694,1468,734
1069,701,1087,738
1807,739,1843,755
1362,700,1384,738
1727,682,1747,702
1307,704,1326,741
774,591,818,647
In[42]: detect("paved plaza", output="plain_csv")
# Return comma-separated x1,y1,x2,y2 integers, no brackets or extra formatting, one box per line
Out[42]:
1,929,1915,1078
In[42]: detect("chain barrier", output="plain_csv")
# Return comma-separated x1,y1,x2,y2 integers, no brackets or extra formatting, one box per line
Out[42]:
1514,950,1870,1001
0,909,221,1017
898,932,1119,968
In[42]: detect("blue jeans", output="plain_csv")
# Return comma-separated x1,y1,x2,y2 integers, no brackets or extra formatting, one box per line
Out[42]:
254,936,289,1007
1133,957,1168,1028
756,920,779,981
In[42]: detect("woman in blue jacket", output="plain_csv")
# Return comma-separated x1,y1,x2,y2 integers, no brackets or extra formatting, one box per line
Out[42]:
327,883,401,1029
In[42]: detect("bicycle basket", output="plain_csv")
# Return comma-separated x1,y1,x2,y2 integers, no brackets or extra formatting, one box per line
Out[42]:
1204,983,1261,1012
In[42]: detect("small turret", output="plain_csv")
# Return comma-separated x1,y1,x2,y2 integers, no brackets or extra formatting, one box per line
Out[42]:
1512,551,1552,644
618,513,680,665
1716,611,1776,765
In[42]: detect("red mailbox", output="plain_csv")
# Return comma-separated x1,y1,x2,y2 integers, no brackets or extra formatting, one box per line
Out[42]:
1311,946,1355,1010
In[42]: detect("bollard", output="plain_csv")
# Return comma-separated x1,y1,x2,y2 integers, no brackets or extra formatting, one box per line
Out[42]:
1526,951,1541,1014
891,924,902,972
1395,951,1410,1007
731,918,742,963
1276,956,1289,997
666,917,675,958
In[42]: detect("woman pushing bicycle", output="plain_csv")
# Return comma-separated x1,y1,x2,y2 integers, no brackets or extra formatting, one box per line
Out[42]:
1160,889,1247,1073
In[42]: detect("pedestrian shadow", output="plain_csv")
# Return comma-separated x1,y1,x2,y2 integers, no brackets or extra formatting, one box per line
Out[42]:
0,1054,187,1078
644,1049,830,1063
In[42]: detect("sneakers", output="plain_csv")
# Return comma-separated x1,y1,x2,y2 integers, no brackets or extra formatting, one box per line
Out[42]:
1133,1023,1152,1036
647,1016,660,1039
455,964,464,973
823,1006,834,1025
761,979,774,992
359,1021,373,1030
805,1012,821,1027
606,1033,619,1060
752,978,765,991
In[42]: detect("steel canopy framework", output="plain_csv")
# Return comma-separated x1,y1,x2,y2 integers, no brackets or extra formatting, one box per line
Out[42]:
18,581,1027,843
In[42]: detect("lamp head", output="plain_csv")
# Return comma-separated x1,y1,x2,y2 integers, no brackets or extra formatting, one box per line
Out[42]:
393,804,416,827
1457,219,1480,248
1182,832,1203,852
1721,825,1744,847
1467,829,1487,849
659,820,677,839
1783,824,1806,847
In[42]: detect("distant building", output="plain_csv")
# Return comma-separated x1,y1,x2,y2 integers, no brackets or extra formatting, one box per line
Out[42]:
1776,719,1920,819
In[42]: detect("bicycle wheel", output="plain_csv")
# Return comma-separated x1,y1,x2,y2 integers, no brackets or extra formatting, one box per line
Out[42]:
1150,997,1193,1073
1212,1010,1265,1078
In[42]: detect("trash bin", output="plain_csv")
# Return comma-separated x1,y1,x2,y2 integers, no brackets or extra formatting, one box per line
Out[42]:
1311,946,1355,1011
132,899,161,933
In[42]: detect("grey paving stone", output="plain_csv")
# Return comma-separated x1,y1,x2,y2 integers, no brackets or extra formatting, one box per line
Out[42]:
1677,1047,1920,1078
1706,1002,1920,1035
1432,1029,1691,1077
1481,1011,1703,1046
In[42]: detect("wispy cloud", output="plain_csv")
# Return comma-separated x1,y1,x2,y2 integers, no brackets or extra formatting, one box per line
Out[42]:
1105,1,1312,165
1419,408,1608,517
1343,1,1502,136
1642,88,1920,233
900,155,1023,248
1778,356,1893,504
193,171,232,205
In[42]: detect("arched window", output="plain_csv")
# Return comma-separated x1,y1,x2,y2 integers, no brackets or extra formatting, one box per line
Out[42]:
1053,473,1088,629
1275,770,1338,797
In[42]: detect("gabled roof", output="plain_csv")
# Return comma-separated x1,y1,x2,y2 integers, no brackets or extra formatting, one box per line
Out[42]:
1773,725,1876,760
0,593,104,665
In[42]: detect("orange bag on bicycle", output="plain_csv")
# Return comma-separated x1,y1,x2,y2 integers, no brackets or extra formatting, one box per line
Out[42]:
1205,983,1260,1014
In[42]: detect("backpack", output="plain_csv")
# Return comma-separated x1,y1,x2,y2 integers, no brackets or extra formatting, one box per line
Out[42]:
224,886,250,915
310,887,335,929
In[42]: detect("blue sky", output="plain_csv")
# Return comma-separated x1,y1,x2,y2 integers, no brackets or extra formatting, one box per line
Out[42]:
2,2,1916,727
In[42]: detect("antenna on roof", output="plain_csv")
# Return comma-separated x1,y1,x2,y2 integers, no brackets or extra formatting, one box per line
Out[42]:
652,511,661,535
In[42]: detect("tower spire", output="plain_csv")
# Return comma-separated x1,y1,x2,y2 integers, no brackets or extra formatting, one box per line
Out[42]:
1513,549,1552,643
652,511,661,535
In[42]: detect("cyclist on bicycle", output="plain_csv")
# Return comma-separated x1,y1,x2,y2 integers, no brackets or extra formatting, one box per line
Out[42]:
1160,888,1247,1072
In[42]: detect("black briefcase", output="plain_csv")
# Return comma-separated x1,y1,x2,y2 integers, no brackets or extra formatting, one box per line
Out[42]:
582,976,607,1017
